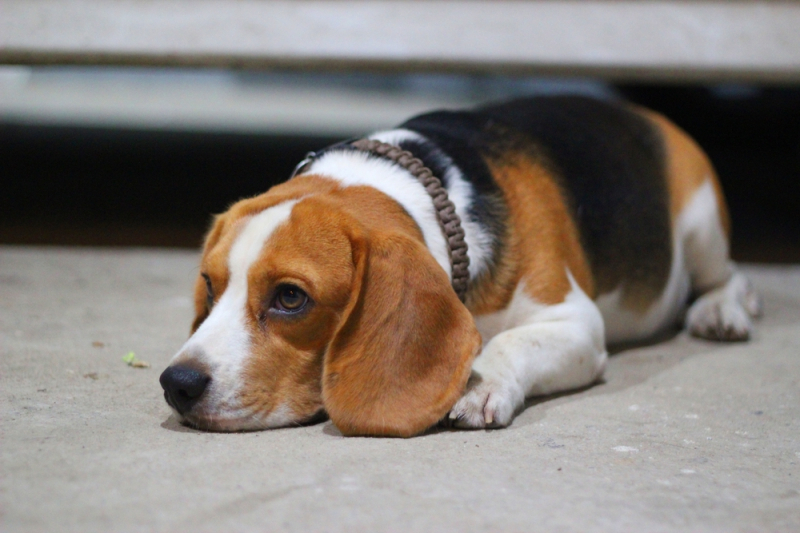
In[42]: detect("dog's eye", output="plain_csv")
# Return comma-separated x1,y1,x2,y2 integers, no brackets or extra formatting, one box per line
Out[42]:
274,285,308,313
201,273,214,309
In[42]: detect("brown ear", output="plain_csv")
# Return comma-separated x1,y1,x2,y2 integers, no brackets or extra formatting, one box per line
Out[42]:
322,231,481,437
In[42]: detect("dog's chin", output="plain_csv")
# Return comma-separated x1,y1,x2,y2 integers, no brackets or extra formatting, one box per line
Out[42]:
174,406,327,432
177,413,266,432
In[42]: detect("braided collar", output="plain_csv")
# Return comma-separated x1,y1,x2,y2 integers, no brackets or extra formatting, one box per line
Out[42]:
292,138,470,302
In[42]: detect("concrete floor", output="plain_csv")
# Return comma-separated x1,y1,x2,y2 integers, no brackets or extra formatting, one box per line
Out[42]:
2,246,799,532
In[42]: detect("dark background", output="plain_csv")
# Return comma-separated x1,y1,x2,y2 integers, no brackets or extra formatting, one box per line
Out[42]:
2,84,798,262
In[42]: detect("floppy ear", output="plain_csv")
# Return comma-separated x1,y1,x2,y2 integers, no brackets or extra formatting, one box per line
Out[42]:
322,231,481,437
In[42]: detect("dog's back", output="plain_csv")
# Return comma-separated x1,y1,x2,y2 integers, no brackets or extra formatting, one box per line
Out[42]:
396,96,754,344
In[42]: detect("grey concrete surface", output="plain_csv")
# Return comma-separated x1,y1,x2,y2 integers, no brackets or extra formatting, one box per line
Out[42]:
1,246,799,532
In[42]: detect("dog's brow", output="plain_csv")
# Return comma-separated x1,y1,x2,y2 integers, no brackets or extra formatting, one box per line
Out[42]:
228,201,298,280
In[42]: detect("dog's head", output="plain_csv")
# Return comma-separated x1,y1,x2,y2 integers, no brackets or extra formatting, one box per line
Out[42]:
160,177,481,437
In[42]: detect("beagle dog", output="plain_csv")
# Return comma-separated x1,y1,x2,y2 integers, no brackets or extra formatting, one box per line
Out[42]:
160,95,761,437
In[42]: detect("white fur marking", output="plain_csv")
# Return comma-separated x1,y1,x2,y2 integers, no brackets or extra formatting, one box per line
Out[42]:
261,403,295,428
170,201,297,426
454,271,607,428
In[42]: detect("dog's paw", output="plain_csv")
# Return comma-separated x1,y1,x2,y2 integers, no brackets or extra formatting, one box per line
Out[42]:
686,273,760,342
447,372,524,429
687,298,752,341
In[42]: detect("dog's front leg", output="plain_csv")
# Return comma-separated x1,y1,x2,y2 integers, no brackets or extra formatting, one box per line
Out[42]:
449,284,607,429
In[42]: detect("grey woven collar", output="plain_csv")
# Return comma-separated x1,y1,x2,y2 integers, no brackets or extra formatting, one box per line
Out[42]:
292,138,470,302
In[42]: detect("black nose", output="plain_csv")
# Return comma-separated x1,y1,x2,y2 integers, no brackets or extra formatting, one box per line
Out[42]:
159,365,211,415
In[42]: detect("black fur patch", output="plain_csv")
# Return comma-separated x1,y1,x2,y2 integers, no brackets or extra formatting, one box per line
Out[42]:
402,96,672,302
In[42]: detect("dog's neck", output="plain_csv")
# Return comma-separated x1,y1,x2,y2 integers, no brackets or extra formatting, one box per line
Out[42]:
298,132,483,301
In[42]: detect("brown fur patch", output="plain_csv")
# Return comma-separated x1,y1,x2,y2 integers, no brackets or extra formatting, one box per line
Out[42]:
468,153,594,314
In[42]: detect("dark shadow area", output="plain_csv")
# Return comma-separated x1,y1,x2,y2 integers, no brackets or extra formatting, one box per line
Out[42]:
620,84,800,263
160,414,200,433
3,84,799,261
0,124,338,247
606,325,682,355
322,422,344,437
